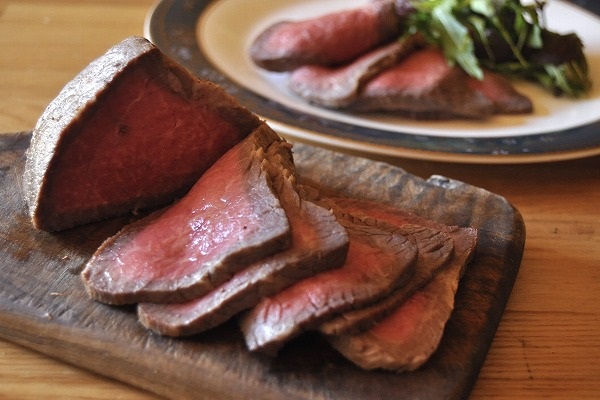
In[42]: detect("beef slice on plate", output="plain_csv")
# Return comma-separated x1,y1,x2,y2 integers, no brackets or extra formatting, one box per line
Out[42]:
288,36,422,108
249,0,400,72
240,217,418,354
24,36,260,231
81,124,292,305
467,71,533,114
137,147,350,336
348,48,496,119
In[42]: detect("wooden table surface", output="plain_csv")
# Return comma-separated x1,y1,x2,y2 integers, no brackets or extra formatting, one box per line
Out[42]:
1,1,599,399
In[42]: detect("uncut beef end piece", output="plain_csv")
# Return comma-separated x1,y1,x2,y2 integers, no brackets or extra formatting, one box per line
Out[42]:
137,148,350,337
249,0,400,72
319,198,477,336
81,124,291,305
349,48,496,119
328,245,468,372
240,218,418,355
288,36,423,108
24,36,261,232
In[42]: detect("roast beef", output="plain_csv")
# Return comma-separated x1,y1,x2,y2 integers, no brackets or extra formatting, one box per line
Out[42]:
319,198,477,336
287,36,423,108
81,124,292,305
249,0,400,72
240,218,418,354
24,36,261,231
137,154,349,336
467,71,533,114
327,245,467,372
349,48,496,119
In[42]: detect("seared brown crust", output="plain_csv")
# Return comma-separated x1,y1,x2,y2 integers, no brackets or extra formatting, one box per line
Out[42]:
318,198,459,336
288,36,423,108
24,36,261,231
240,217,418,354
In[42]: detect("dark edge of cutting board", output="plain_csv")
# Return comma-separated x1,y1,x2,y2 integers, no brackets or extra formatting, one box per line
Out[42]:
0,132,525,400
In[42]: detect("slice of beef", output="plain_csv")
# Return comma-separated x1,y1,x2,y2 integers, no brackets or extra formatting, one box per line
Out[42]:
240,218,418,354
24,36,261,232
81,124,292,305
467,71,533,114
349,48,496,119
137,148,349,336
328,255,464,372
249,0,400,72
288,36,423,108
319,198,477,336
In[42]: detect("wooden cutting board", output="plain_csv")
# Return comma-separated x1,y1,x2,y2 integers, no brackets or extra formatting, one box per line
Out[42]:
0,132,525,400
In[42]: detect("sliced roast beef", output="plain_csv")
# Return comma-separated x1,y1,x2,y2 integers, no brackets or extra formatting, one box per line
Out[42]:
328,255,465,372
319,198,477,336
240,218,418,354
81,124,292,305
349,48,496,119
137,149,349,336
24,36,261,232
249,0,400,72
288,36,423,108
467,71,533,114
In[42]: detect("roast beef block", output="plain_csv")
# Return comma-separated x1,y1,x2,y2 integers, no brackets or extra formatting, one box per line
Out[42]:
24,36,261,231
329,254,465,372
249,0,400,72
288,36,423,108
81,124,292,305
319,198,477,336
240,218,418,354
137,151,349,336
349,48,496,119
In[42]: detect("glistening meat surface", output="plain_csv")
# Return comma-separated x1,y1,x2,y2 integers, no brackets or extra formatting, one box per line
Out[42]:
81,125,291,305
137,147,349,337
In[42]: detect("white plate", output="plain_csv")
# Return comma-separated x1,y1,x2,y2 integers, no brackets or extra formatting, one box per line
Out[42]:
146,0,600,163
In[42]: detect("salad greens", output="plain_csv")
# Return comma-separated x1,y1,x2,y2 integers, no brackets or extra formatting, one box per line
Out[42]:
399,0,592,97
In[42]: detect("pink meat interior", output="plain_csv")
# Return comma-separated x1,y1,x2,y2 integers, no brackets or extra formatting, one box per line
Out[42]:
48,66,243,216
106,142,260,282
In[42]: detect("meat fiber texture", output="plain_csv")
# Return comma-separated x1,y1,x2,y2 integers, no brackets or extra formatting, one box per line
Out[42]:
137,144,350,336
240,216,419,354
321,199,478,371
24,36,261,232
318,198,459,336
81,124,292,305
